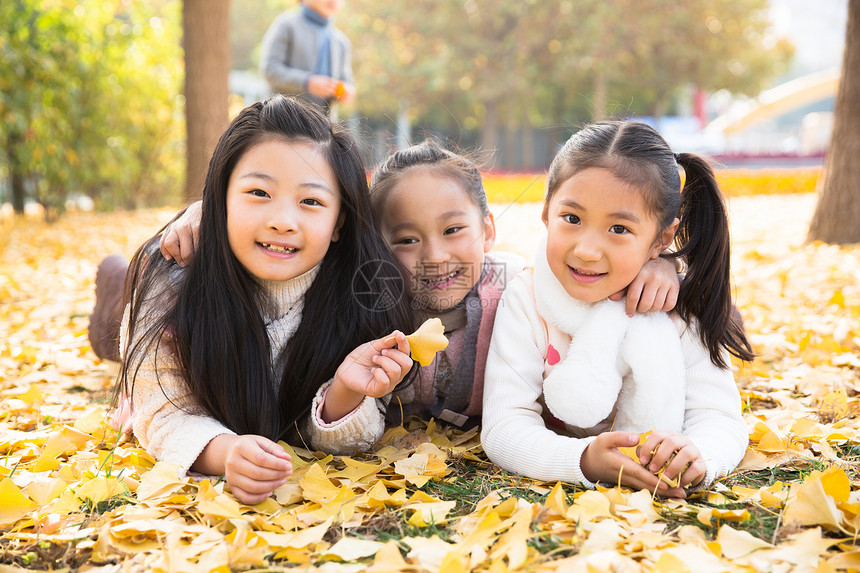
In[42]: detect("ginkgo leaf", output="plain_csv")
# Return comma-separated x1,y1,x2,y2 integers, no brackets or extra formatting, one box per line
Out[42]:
405,318,449,367
75,476,127,505
784,468,851,532
715,524,773,558
135,461,189,500
197,490,244,520
697,507,750,526
818,389,849,423
23,478,67,506
5,197,860,571
367,540,411,572
0,478,37,525
300,463,342,503
255,518,332,550
405,500,456,527
324,537,385,561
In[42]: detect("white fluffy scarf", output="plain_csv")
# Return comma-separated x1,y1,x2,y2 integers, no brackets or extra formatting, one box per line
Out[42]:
534,237,686,432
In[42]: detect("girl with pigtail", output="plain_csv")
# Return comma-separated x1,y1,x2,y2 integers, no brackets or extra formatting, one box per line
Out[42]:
482,120,753,498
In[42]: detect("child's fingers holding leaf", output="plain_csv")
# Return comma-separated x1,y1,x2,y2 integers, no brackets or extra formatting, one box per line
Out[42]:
661,444,705,488
583,432,670,494
640,431,695,473
679,459,707,489
376,330,411,356
367,336,413,395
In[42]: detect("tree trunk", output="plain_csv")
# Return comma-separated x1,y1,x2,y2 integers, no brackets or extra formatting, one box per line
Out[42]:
10,166,25,214
8,133,26,213
807,0,860,245
183,0,231,201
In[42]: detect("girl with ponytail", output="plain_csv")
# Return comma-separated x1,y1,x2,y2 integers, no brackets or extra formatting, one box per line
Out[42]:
482,120,753,498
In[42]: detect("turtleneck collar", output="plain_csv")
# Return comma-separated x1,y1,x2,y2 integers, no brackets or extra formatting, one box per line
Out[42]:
301,4,331,27
257,264,321,321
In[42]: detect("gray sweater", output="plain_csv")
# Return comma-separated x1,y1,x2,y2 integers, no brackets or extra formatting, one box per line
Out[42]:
259,8,354,109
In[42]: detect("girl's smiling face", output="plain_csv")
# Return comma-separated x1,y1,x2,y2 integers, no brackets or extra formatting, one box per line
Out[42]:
542,167,677,302
226,138,342,282
380,168,495,310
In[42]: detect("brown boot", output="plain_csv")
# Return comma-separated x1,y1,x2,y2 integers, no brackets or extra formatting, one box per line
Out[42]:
88,254,129,361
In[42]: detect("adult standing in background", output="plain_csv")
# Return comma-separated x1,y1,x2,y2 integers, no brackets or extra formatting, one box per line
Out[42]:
259,0,355,117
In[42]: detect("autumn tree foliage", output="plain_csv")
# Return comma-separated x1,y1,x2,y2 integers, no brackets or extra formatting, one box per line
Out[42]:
0,0,184,215
808,0,860,245
337,0,792,157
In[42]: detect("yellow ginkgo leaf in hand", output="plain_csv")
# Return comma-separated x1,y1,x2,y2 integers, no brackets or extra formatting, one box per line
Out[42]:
405,318,449,367
618,431,650,463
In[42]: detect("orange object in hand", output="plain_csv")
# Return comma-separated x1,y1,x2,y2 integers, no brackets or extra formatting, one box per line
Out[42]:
334,81,345,100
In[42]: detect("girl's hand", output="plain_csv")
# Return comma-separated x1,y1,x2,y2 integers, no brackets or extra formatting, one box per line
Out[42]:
581,432,685,497
159,200,202,267
638,431,706,491
222,435,292,505
322,331,413,423
194,433,292,505
609,256,679,316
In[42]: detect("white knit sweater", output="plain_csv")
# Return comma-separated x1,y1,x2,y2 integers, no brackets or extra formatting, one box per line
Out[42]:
481,270,749,489
122,264,383,473
532,237,686,432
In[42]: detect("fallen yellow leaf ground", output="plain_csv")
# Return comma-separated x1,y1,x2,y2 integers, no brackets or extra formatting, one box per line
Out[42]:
1,194,858,572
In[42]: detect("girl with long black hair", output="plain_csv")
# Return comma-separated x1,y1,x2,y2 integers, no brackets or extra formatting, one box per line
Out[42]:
117,96,417,504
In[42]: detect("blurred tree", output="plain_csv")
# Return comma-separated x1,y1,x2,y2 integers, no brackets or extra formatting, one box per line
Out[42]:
183,0,231,200
613,0,793,120
340,0,791,166
79,1,185,210
0,1,77,213
808,0,860,244
0,0,184,216
230,0,283,71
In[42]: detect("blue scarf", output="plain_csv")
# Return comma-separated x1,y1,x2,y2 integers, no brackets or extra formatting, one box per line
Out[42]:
301,4,332,78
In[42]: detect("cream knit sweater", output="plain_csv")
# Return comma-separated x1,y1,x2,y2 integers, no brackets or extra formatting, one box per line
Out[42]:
122,264,383,474
481,270,749,489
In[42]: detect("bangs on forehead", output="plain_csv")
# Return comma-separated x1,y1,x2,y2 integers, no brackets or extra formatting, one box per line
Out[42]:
568,156,666,219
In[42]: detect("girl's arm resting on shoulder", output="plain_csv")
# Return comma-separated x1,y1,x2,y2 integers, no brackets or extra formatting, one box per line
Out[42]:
677,321,749,486
609,256,680,316
159,201,202,267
